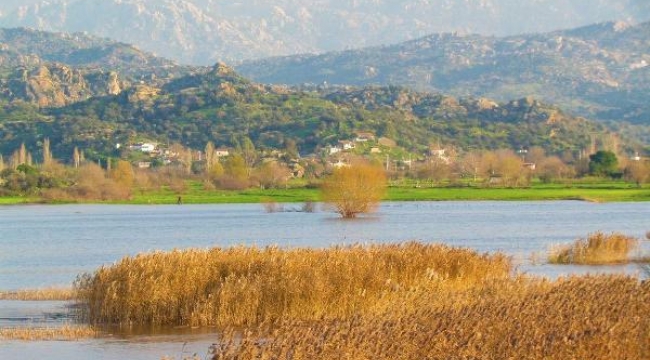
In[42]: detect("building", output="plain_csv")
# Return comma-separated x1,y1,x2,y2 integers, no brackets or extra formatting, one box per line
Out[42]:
355,132,376,142
215,148,230,157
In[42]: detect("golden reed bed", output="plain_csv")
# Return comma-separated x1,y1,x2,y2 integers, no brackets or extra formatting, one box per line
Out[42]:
75,242,511,327
71,242,649,359
213,276,650,360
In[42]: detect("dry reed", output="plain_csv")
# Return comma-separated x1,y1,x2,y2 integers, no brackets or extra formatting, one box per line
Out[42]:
212,275,650,360
0,325,98,341
0,287,75,301
548,232,639,265
74,243,511,327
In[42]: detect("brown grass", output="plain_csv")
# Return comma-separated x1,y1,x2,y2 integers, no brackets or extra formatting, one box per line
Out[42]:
212,275,650,360
0,287,75,301
74,243,511,327
0,325,98,341
548,232,639,265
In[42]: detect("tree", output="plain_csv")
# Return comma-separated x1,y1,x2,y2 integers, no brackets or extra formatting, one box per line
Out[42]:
111,160,135,189
538,156,574,183
495,150,526,187
204,141,216,171
589,151,618,177
237,136,257,175
73,147,81,168
322,163,387,218
42,138,52,167
624,161,649,187
254,161,291,189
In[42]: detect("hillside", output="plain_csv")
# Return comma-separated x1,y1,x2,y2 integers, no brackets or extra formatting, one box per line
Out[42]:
0,62,607,163
0,0,646,65
0,28,197,107
237,21,650,126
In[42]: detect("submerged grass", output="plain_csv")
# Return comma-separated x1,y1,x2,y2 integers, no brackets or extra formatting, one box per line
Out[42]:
548,232,640,265
0,287,75,301
0,325,98,341
74,243,511,327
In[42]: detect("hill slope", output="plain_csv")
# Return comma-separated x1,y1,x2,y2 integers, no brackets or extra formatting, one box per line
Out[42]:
237,21,650,125
0,28,196,107
0,63,606,162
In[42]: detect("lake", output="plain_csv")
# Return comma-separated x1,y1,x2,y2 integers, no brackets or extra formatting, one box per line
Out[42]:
1,201,648,359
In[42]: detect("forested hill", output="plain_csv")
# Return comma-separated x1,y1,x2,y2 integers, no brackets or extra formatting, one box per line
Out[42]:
237,21,650,125
0,61,606,163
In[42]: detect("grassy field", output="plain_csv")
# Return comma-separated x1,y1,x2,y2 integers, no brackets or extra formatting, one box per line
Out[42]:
0,196,37,205
128,181,650,204
1,181,649,205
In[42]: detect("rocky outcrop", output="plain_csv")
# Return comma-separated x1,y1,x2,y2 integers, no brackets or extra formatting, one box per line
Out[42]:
0,64,126,107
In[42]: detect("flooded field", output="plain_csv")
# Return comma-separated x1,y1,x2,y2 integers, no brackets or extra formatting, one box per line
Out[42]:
1,201,648,359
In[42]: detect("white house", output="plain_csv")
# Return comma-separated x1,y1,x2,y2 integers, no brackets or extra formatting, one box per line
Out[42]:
339,140,356,150
329,146,342,155
215,148,230,157
140,143,156,153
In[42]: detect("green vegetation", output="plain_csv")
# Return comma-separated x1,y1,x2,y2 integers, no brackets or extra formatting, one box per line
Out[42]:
2,180,649,205
238,20,650,132
0,62,608,161
387,183,650,202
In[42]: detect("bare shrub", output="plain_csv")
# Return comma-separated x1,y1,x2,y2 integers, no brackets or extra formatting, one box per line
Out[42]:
216,175,250,190
321,163,387,218
301,201,316,213
262,199,284,213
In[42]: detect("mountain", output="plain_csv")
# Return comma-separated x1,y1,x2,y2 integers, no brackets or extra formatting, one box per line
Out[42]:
0,0,647,65
237,21,650,126
0,28,185,77
0,28,197,107
0,62,607,162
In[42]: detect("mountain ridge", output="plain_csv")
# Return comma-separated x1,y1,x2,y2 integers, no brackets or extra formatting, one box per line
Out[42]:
0,0,647,65
236,20,650,125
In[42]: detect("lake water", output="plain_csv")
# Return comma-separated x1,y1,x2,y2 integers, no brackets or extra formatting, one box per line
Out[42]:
1,201,649,359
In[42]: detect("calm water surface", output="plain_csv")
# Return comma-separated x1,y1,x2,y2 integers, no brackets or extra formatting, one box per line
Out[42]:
1,201,648,359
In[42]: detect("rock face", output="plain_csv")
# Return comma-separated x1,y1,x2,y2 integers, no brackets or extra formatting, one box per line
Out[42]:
0,64,124,107
0,0,646,65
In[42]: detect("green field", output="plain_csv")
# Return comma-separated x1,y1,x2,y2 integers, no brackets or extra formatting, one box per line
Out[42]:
1,181,649,205
130,181,650,204
0,197,37,205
